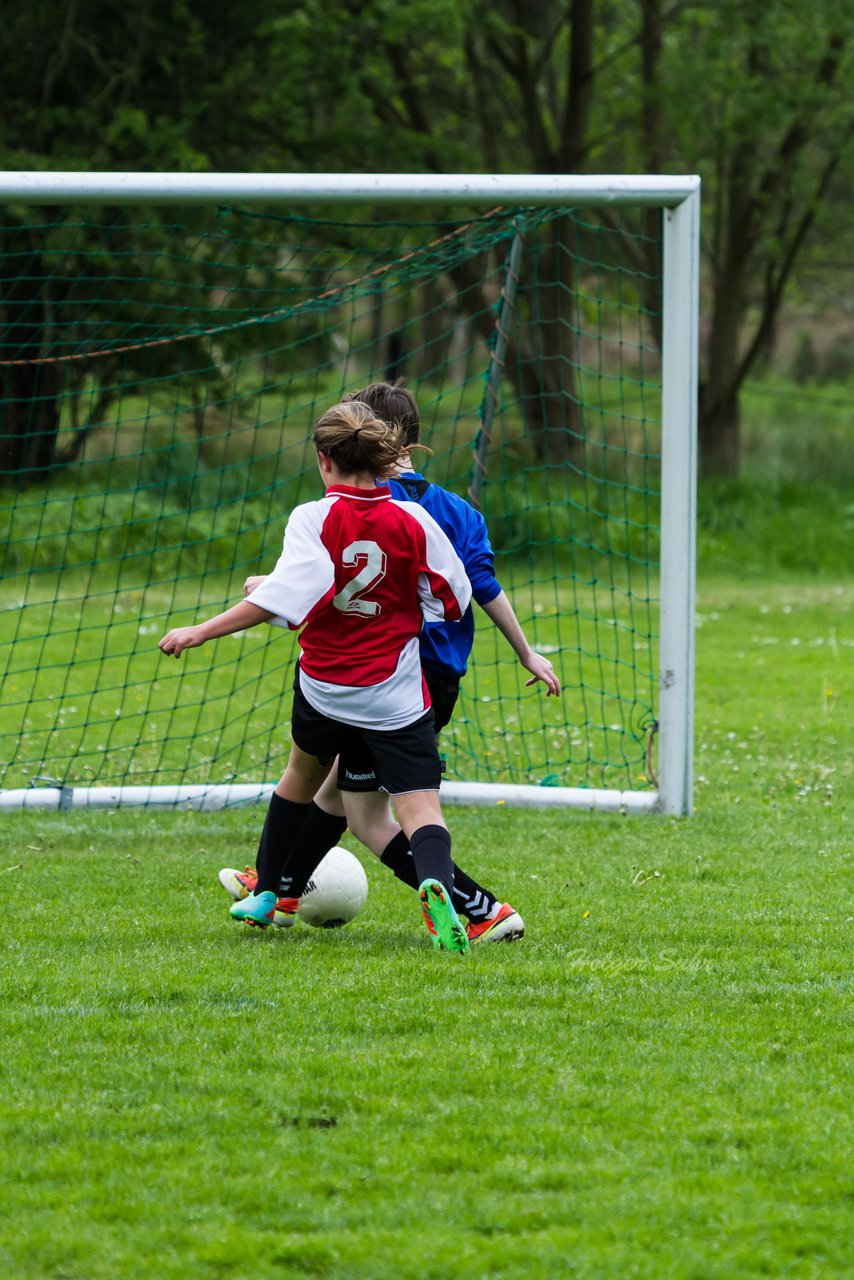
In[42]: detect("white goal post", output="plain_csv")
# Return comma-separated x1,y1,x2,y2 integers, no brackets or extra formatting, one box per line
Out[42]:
0,172,699,817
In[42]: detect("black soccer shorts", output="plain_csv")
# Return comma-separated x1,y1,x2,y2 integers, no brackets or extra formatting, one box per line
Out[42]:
422,666,461,735
291,676,442,795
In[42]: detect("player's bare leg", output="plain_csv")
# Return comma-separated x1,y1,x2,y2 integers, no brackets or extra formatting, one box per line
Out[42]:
274,746,333,804
313,768,347,818
342,790,399,853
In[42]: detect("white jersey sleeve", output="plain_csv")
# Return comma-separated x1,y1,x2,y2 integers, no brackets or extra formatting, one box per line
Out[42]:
246,499,336,630
391,500,473,623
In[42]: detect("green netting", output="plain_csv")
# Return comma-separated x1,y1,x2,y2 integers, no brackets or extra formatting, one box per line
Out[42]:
0,203,662,796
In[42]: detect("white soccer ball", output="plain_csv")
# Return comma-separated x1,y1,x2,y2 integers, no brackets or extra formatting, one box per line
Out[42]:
298,846,368,928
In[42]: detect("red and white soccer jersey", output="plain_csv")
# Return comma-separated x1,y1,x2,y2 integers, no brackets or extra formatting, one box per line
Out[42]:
246,483,472,729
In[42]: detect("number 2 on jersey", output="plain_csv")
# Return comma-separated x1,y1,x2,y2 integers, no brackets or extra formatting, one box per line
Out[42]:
333,540,387,617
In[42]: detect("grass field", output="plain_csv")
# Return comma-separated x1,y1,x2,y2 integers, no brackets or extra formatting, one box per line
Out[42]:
1,576,851,1279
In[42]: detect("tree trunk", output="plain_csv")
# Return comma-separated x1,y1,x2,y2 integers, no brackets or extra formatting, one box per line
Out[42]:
510,220,584,467
511,344,584,467
0,363,62,485
0,238,62,486
639,0,664,349
700,255,747,475
412,278,451,381
698,380,740,475
695,31,848,478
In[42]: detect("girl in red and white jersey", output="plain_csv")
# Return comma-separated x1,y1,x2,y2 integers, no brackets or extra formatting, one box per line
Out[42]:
158,401,473,952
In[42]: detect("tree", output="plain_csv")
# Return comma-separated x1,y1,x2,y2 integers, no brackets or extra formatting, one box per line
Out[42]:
299,0,854,475
263,0,616,464
649,0,854,473
0,0,303,483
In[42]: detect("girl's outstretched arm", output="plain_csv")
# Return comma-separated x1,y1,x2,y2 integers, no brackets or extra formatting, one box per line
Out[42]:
159,600,274,659
479,590,561,696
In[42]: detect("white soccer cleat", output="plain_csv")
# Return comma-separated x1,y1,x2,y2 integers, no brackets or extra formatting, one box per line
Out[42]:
465,902,525,944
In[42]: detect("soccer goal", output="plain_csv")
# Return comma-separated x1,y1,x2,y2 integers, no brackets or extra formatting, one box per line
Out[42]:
0,173,699,816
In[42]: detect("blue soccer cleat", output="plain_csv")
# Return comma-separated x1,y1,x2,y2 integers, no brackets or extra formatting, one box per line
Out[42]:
229,890,279,929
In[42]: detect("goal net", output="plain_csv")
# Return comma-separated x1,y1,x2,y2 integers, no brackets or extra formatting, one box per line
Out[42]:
0,174,698,815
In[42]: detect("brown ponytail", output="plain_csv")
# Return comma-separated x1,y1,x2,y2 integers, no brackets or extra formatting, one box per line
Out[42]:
312,400,405,478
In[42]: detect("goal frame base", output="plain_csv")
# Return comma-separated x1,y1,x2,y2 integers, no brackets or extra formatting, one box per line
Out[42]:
0,782,660,815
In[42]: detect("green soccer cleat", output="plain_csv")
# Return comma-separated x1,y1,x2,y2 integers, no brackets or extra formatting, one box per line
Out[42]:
419,895,442,951
230,890,279,929
418,879,470,954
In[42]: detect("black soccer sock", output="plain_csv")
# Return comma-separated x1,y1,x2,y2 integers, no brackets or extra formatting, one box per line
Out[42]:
380,831,419,890
254,793,312,895
449,867,498,922
278,802,348,898
408,824,454,898
381,831,497,921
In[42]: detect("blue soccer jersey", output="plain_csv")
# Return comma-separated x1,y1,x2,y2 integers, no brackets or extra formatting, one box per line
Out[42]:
388,472,502,678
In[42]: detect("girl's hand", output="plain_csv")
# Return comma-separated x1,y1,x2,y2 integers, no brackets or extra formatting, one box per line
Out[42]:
522,651,562,697
158,626,207,658
243,575,267,597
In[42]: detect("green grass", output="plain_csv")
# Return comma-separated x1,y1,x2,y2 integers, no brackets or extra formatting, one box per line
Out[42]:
1,577,851,1279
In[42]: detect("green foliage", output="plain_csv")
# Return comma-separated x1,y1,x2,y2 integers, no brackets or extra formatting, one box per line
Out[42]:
0,485,276,582
0,0,280,171
698,479,853,577
789,332,819,384
4,415,849,583
483,471,659,572
739,373,854,488
820,340,854,382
